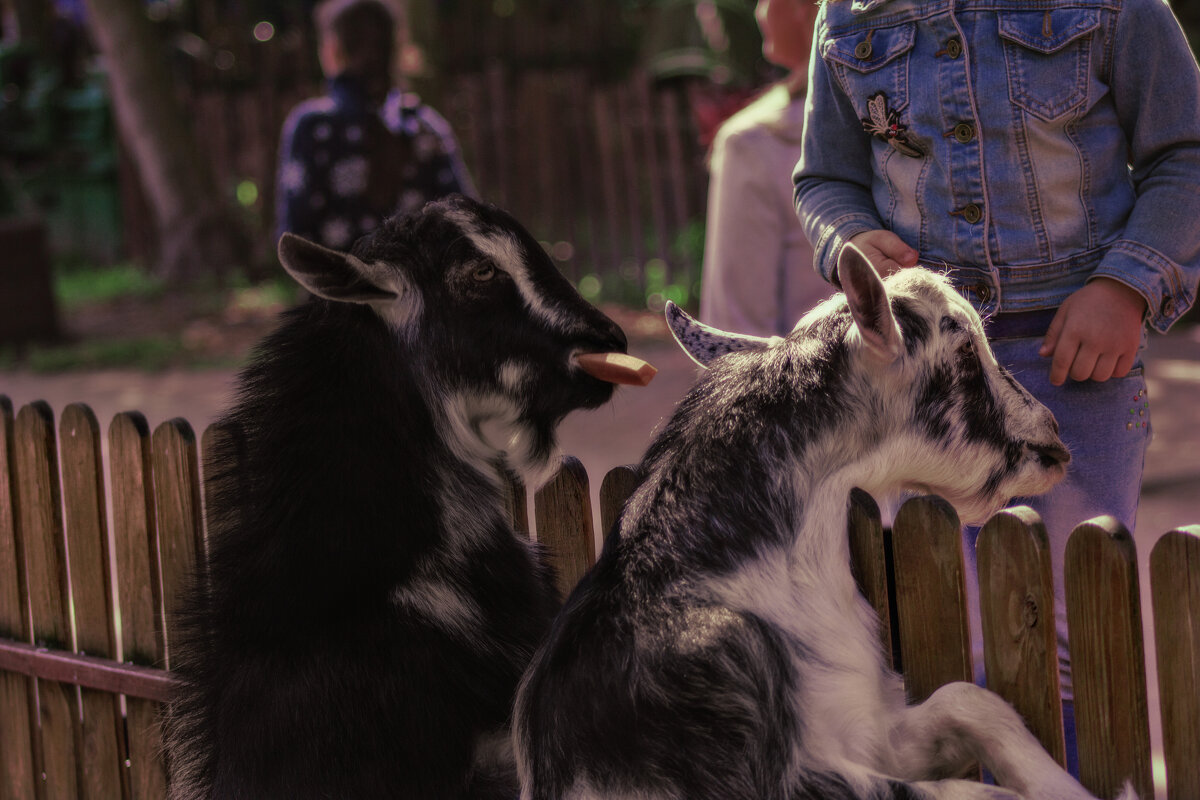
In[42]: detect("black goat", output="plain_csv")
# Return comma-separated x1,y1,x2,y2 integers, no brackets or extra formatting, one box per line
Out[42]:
164,195,629,799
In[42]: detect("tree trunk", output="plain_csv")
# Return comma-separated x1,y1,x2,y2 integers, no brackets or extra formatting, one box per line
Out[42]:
81,0,247,282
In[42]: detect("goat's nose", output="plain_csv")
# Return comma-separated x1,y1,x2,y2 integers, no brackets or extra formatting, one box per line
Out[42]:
1029,441,1071,467
596,317,628,354
612,325,629,352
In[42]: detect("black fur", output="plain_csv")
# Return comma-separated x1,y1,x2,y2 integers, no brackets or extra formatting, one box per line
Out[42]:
164,196,626,799
891,297,932,353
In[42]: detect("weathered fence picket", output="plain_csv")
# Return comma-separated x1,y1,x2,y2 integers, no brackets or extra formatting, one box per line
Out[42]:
599,465,641,541
150,420,204,670
1066,520,1155,800
108,411,170,799
58,404,125,799
1150,527,1200,800
891,495,974,705
0,396,1197,799
534,455,595,601
15,401,78,798
977,506,1065,768
0,396,37,800
847,489,895,671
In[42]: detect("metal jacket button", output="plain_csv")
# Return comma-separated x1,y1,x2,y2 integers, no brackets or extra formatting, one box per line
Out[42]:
944,37,963,58
1162,296,1176,317
855,39,873,59
974,284,992,303
953,122,975,143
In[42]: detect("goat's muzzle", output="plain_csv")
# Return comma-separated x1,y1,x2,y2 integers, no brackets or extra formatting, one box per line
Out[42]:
1029,441,1071,469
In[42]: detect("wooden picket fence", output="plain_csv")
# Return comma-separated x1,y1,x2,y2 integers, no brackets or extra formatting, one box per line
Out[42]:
0,395,1198,799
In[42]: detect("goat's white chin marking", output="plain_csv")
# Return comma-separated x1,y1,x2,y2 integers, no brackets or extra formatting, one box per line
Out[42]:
443,391,558,490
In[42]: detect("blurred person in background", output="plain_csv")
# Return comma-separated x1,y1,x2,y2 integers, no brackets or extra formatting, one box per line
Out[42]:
698,0,826,336
275,0,477,251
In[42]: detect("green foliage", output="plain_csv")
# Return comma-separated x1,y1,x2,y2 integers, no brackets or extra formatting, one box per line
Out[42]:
226,275,300,311
639,0,770,87
54,261,164,308
5,337,190,373
0,260,293,372
562,216,705,313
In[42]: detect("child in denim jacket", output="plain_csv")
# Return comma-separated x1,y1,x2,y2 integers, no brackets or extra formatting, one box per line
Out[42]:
794,0,1200,774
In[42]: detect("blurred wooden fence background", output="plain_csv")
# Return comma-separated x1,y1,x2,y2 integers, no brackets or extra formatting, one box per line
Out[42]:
121,65,710,298
444,67,707,289
117,1,720,299
1,395,1198,799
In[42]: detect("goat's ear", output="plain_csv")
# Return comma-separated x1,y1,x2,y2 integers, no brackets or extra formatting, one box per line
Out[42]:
278,233,398,304
838,244,904,365
664,301,779,368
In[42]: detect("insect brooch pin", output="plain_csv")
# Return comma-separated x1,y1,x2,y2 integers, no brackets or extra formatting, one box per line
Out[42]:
862,91,925,158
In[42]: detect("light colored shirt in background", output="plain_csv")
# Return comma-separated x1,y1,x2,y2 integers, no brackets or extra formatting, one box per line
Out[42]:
700,84,830,337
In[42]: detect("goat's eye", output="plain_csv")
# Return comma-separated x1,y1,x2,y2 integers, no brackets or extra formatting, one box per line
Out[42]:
473,264,496,282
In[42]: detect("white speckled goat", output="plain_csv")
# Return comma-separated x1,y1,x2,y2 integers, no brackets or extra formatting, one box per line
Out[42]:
515,246,1137,800
164,195,631,799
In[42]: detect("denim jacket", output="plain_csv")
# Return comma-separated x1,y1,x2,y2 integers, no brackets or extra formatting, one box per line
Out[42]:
793,0,1200,332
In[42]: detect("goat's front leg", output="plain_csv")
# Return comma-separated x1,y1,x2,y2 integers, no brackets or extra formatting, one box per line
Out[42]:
887,682,1133,800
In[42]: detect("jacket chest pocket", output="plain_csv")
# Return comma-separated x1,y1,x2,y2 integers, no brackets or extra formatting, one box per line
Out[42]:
999,9,1099,121
824,22,917,118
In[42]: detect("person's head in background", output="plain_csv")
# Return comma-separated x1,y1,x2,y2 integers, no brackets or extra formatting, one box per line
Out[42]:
315,0,406,106
755,0,819,94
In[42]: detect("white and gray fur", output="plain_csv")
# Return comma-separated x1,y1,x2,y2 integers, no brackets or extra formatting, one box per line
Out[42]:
514,246,1136,800
164,195,628,800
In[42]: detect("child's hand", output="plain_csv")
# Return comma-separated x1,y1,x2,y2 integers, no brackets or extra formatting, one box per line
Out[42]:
847,230,919,278
1039,278,1148,386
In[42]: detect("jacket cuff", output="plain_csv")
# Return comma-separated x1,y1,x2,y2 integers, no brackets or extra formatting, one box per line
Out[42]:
815,215,881,287
1094,240,1197,333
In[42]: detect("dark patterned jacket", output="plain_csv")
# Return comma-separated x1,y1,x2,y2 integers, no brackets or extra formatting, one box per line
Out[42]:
276,74,477,250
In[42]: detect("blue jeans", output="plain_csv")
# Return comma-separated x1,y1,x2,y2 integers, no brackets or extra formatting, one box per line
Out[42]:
962,332,1152,775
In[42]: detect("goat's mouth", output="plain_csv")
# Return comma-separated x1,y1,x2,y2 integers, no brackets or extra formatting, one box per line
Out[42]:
1027,440,1071,472
572,351,658,387
984,440,1069,508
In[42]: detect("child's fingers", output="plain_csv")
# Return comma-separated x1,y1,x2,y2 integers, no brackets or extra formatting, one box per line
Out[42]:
848,231,919,276
1039,310,1065,358
874,249,918,278
1068,344,1101,383
1112,351,1136,379
878,234,918,267
1048,337,1078,385
1091,352,1120,383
